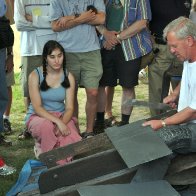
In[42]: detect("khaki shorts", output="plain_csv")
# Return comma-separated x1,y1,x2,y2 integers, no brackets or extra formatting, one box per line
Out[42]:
66,50,103,88
21,56,42,97
6,70,15,87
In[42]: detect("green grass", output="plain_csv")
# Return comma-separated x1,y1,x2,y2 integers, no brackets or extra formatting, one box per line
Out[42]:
0,73,149,195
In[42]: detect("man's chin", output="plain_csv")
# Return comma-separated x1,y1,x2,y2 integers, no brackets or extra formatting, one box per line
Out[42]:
176,56,185,62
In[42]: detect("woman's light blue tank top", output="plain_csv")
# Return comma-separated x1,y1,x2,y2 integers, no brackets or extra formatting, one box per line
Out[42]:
25,67,66,123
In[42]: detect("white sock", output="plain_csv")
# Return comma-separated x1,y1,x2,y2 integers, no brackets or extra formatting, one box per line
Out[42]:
3,115,9,120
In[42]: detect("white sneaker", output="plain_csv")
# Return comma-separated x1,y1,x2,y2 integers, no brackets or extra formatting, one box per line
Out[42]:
34,142,42,159
0,164,16,176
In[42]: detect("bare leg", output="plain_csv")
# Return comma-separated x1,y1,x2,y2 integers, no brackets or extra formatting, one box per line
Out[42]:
105,86,114,118
73,85,80,132
24,97,30,112
18,96,32,139
4,86,12,116
3,86,12,133
85,88,98,133
73,85,79,119
121,87,135,119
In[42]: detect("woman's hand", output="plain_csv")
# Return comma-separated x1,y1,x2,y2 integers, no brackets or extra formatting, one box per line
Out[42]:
54,120,70,136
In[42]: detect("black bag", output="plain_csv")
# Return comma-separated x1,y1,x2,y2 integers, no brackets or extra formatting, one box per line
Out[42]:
0,16,14,49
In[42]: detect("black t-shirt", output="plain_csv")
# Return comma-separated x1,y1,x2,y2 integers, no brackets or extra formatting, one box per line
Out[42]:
149,0,191,37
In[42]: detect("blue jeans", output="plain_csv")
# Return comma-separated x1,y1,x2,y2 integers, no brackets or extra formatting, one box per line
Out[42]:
0,48,8,132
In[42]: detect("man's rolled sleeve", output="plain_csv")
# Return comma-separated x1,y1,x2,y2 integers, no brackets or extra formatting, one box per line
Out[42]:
94,0,105,13
137,0,152,20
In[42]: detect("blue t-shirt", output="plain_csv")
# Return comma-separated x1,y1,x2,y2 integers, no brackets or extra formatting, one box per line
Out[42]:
50,0,105,53
25,67,66,123
0,0,6,17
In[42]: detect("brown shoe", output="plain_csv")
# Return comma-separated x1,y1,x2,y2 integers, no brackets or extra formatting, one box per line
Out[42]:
0,134,12,146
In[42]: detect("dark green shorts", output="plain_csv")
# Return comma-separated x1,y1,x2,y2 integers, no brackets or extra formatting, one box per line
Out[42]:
66,50,103,89
21,56,42,97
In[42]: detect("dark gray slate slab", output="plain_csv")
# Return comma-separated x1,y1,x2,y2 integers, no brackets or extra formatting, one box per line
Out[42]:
105,120,172,168
78,180,180,196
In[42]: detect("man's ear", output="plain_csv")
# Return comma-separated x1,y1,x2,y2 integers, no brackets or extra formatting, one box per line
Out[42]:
186,36,194,46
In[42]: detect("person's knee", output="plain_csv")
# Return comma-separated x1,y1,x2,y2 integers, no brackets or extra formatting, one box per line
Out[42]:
122,87,135,97
30,119,54,137
86,89,98,100
40,119,54,131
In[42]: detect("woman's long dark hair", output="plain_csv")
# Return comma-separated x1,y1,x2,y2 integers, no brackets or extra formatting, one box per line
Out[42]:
40,40,70,91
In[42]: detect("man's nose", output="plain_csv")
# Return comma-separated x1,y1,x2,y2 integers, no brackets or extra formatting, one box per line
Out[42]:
170,48,175,54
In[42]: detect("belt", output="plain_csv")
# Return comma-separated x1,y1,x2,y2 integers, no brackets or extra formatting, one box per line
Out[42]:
154,37,167,45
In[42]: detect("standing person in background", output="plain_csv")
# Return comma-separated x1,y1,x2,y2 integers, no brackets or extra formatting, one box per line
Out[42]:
189,0,196,24
95,0,152,133
14,0,57,139
3,0,15,135
0,0,16,175
104,86,117,127
148,0,191,116
50,0,105,138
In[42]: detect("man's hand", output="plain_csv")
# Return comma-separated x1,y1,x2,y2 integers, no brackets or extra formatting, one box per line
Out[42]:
56,16,75,28
55,10,96,29
104,30,119,46
79,10,96,23
142,120,163,130
103,30,120,50
25,14,32,22
163,93,178,109
103,40,114,50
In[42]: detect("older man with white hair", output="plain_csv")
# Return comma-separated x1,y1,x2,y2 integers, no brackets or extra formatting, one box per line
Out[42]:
131,17,196,196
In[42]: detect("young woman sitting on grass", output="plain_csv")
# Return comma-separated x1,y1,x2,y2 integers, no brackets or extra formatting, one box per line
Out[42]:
25,40,81,164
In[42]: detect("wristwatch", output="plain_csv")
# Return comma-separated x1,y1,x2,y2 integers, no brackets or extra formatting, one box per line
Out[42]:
117,34,121,40
161,120,166,127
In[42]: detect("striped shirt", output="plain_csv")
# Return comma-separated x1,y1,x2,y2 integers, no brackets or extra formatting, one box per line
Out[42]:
106,0,152,61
